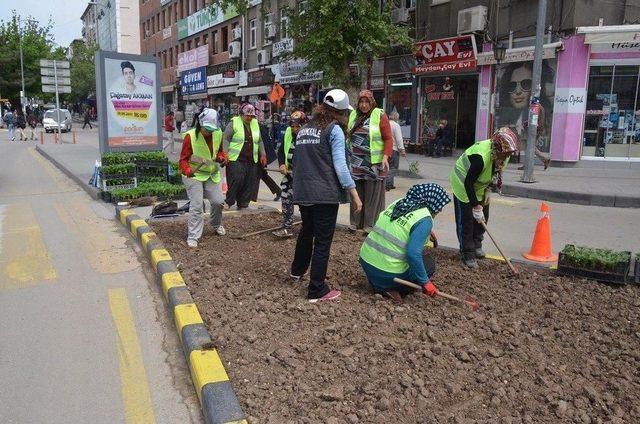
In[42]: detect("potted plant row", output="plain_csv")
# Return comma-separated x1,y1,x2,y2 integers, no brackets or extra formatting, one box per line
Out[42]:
557,244,631,285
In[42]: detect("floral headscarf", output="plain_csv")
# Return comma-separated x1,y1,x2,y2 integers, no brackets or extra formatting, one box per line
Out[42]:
391,183,451,221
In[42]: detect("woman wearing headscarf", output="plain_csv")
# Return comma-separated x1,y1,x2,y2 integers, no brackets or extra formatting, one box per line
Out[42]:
347,90,394,232
359,183,451,302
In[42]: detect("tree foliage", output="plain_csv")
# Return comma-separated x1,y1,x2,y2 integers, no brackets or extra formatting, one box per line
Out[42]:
69,42,98,103
219,0,411,87
0,11,58,105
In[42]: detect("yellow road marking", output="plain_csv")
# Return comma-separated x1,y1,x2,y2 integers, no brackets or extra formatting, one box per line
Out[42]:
492,196,521,206
0,204,57,290
108,288,156,424
28,147,73,191
53,199,137,274
486,254,507,262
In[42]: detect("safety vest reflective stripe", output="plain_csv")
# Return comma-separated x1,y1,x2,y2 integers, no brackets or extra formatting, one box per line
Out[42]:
371,226,407,250
363,237,406,261
229,116,260,163
187,128,222,183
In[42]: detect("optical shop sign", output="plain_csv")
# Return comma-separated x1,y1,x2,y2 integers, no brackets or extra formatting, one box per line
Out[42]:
180,66,207,95
413,35,477,74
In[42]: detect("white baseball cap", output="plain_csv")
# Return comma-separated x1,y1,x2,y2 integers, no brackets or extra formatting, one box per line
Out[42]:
199,108,219,131
323,89,353,111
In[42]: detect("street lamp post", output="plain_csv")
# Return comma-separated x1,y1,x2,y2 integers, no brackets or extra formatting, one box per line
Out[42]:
18,16,26,114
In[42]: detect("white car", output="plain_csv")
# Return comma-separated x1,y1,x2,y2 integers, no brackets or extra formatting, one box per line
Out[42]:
43,109,73,133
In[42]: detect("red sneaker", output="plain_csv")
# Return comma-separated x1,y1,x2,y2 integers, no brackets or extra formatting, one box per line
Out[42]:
309,289,341,303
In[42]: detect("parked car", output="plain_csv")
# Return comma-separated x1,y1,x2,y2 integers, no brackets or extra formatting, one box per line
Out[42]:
43,109,72,133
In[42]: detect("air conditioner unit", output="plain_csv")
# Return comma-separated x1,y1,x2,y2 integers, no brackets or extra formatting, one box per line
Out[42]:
391,8,410,24
457,5,488,34
264,23,276,39
257,49,270,66
229,41,242,58
404,0,416,10
232,27,243,41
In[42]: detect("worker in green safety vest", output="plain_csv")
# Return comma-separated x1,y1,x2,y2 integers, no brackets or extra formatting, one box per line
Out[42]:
178,108,228,248
273,111,308,238
347,89,393,233
450,127,520,269
359,183,451,302
221,103,267,209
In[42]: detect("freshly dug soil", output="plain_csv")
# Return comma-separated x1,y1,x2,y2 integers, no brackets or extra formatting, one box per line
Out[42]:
152,212,640,423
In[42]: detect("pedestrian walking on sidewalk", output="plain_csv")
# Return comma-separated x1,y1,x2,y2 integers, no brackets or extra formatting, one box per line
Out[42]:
179,108,228,248
347,90,394,232
27,111,38,140
291,89,362,302
222,103,267,209
273,111,307,238
163,110,175,152
175,108,185,133
360,183,450,302
450,127,520,269
82,109,92,129
385,111,406,191
15,111,27,141
2,109,14,141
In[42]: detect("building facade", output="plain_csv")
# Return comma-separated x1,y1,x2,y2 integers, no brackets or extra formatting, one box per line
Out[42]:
94,0,141,53
81,4,98,46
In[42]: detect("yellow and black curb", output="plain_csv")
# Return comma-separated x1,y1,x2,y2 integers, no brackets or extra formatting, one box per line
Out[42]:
116,206,247,424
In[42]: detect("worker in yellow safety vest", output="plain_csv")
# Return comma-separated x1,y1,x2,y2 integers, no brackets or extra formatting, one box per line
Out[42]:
347,89,393,232
179,108,228,248
450,127,520,269
359,183,451,303
222,103,267,209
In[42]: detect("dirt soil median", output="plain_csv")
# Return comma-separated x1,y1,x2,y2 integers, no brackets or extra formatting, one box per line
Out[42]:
152,212,640,423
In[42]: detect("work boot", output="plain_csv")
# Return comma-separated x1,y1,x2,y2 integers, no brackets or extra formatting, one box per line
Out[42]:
273,228,294,238
475,248,486,259
462,253,478,269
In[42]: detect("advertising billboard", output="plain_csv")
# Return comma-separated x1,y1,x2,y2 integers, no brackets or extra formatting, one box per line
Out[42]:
95,51,162,153
413,35,477,74
178,45,209,72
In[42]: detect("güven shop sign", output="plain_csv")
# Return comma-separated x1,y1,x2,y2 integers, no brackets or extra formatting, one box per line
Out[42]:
413,35,477,74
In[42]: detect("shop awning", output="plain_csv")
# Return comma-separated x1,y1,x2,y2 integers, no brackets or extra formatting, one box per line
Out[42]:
577,25,640,43
208,85,238,95
236,86,272,97
476,42,562,66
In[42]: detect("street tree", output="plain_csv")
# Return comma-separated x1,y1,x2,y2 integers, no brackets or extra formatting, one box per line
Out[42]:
0,11,57,106
69,42,98,104
218,0,411,87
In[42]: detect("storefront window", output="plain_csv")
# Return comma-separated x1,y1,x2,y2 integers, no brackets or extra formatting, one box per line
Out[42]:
493,59,557,153
386,76,412,139
584,65,640,158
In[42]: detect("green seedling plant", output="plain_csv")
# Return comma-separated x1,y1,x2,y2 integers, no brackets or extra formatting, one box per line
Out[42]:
561,244,630,273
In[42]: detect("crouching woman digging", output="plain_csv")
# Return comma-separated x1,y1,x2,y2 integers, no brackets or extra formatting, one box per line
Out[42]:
179,108,228,247
359,183,451,302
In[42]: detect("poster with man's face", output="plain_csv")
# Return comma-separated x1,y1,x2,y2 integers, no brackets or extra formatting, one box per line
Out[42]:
96,51,162,153
494,59,557,153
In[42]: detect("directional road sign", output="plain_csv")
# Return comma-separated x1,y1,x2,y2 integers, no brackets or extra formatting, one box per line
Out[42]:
41,76,71,86
41,68,70,77
42,85,71,94
39,59,70,69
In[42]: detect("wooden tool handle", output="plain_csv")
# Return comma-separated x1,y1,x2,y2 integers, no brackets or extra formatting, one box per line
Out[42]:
480,221,519,275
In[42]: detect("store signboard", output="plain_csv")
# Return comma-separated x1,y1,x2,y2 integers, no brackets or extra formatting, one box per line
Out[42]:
209,61,238,75
554,88,587,114
95,51,162,153
279,71,323,85
161,0,172,5
278,59,308,76
247,68,275,87
162,26,172,40
477,44,559,66
180,66,207,95
272,38,294,57
207,73,239,88
590,42,640,54
413,35,477,74
370,76,385,90
178,45,209,72
177,6,238,40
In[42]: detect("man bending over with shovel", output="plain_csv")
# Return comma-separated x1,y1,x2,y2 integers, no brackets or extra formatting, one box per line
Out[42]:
359,183,451,302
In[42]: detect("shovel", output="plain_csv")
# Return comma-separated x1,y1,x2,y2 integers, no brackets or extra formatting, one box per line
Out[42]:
479,220,519,275
230,221,302,239
393,277,479,312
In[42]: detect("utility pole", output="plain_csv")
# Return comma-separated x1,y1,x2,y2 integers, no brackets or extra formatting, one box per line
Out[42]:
18,16,26,114
521,0,547,183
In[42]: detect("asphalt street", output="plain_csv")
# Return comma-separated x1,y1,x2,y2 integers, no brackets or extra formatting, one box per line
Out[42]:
0,138,203,423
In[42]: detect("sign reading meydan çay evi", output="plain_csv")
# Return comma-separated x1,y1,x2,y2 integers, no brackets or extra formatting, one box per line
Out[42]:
177,6,238,40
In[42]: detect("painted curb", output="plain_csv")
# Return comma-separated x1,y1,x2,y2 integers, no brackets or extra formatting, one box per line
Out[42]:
115,206,247,424
35,146,100,200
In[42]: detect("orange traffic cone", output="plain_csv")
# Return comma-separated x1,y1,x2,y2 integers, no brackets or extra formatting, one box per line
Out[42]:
221,167,228,194
523,202,558,262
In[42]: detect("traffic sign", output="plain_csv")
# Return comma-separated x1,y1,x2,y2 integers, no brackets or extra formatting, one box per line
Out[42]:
41,68,70,77
39,59,70,69
42,85,71,94
41,76,71,85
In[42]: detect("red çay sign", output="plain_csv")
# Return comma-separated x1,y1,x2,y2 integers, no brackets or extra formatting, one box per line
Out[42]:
413,35,477,74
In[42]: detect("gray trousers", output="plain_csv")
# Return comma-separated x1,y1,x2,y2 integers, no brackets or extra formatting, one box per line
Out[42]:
182,175,224,242
350,179,386,229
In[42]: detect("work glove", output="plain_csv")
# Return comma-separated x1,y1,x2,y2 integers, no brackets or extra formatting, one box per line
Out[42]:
279,164,288,175
472,205,485,222
423,281,438,297
216,151,229,165
184,168,194,178
259,155,268,167
429,231,438,248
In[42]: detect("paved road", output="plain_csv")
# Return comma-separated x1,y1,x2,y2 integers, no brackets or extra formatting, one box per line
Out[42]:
0,140,203,423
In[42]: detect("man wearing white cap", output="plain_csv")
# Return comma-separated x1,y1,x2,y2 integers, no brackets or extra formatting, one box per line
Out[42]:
222,103,267,209
179,108,228,247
